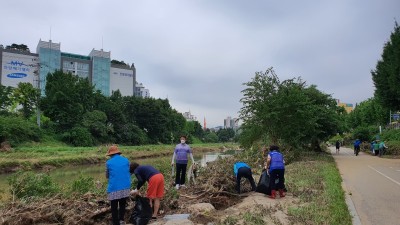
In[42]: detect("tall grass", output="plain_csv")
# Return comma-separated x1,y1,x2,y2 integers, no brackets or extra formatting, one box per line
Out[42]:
286,152,352,225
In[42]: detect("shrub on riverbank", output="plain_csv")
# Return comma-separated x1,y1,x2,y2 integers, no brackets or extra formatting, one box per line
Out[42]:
0,116,41,146
7,171,60,199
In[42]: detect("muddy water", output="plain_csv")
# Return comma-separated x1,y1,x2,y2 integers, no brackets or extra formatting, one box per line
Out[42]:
0,150,238,202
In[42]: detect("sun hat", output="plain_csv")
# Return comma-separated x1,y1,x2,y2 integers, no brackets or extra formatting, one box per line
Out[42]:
107,145,121,156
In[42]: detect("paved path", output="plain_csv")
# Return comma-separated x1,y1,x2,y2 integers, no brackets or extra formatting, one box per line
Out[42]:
331,146,400,225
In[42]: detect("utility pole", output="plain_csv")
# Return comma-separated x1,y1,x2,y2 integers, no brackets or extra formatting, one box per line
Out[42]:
32,62,42,128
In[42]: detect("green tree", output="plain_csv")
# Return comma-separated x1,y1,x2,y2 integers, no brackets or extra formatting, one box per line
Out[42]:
82,110,109,143
184,120,204,139
347,97,387,129
203,131,219,143
12,82,39,118
217,128,235,142
111,59,127,66
0,85,13,113
239,68,340,150
41,70,98,131
133,98,184,143
372,22,400,111
6,43,30,52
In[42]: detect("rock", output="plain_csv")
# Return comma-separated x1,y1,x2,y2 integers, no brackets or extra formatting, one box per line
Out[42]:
187,203,215,214
164,219,194,225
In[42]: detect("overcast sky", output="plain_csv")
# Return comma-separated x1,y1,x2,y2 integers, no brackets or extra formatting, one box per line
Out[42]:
1,0,399,128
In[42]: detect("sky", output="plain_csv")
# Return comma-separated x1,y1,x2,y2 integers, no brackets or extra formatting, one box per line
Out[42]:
1,0,399,128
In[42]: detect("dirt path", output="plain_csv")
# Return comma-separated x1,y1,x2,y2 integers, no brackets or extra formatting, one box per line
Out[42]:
330,146,400,225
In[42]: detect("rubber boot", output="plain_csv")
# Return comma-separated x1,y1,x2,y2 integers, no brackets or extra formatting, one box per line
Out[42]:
268,190,276,199
279,189,285,198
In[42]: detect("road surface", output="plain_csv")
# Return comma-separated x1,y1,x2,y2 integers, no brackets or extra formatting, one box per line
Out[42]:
331,146,400,225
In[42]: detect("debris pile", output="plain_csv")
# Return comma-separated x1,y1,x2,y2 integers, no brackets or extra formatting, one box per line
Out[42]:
0,194,123,225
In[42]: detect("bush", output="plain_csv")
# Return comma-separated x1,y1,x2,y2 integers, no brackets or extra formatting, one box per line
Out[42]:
352,125,378,142
0,115,41,146
62,126,94,147
116,123,148,145
386,141,400,155
8,171,60,199
381,129,400,141
69,175,101,195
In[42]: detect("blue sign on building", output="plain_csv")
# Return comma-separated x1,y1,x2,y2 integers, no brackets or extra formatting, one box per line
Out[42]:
7,73,28,78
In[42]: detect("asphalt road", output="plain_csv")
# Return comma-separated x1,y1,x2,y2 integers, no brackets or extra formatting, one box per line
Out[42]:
331,146,400,225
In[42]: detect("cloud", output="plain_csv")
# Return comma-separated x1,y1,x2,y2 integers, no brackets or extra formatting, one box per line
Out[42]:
1,0,399,127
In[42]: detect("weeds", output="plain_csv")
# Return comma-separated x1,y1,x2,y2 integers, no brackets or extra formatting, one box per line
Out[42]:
8,171,60,200
286,152,352,225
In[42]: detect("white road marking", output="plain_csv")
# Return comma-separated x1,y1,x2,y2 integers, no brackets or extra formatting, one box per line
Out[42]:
368,165,400,187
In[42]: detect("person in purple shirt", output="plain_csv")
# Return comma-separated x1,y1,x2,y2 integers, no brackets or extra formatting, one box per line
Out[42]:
171,135,194,190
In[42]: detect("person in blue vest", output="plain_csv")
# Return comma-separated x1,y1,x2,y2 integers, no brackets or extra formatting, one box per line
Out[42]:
233,162,256,194
106,145,131,225
354,139,361,156
266,145,285,199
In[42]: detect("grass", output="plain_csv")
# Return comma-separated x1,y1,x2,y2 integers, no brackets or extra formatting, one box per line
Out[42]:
286,152,352,225
1,143,352,225
211,149,352,225
0,142,236,173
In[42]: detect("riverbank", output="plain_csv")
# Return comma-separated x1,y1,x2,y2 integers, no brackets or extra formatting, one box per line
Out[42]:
0,148,352,225
0,143,237,174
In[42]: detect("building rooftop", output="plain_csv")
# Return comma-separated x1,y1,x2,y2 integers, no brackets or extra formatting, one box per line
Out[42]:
61,52,91,60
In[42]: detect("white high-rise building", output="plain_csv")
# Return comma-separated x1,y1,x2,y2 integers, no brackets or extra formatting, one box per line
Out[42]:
224,116,239,130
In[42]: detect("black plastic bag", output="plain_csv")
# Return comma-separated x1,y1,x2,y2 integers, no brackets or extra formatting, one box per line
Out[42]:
256,170,271,195
129,196,152,225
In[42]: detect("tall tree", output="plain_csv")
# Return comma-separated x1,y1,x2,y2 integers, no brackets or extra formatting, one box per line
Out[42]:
347,97,388,128
41,70,97,131
217,128,235,142
240,68,340,149
372,22,400,111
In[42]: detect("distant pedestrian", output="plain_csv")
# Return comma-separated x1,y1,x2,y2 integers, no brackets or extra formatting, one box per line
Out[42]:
335,140,340,154
233,162,256,194
373,141,380,156
266,145,285,199
354,139,361,156
370,141,376,154
106,145,131,225
378,140,388,157
130,163,165,219
171,135,195,189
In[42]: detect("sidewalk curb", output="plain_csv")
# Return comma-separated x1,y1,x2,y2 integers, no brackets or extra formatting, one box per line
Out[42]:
341,178,362,225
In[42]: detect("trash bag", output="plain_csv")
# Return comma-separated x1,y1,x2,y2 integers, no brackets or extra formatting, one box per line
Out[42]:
256,170,288,195
129,196,152,225
256,170,271,195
